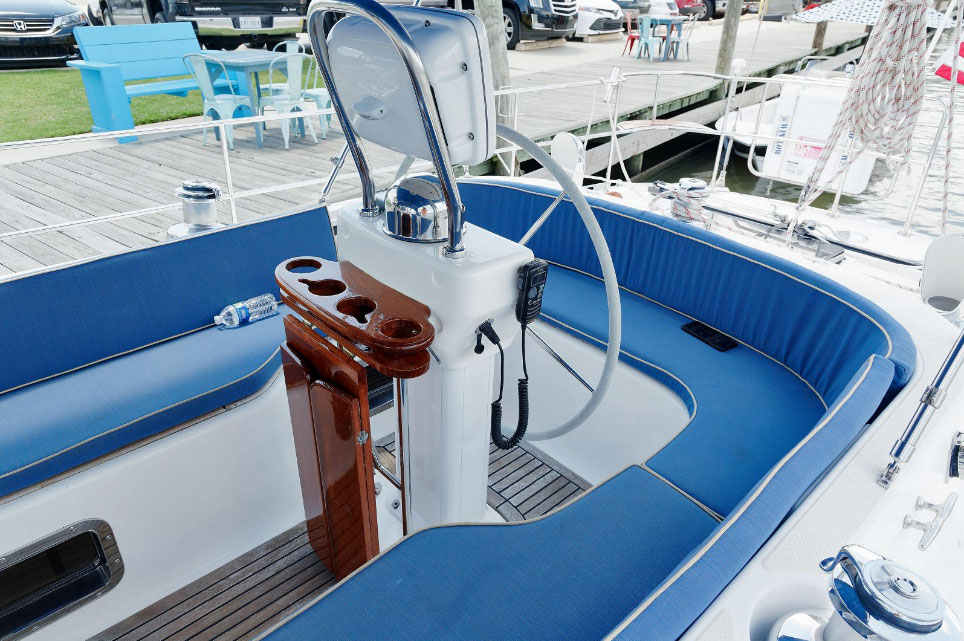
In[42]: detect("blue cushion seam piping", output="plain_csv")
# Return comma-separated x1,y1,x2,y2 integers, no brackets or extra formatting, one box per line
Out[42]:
601,355,879,640
0,323,215,399
543,259,829,410
536,312,714,511
249,463,652,641
539,311,698,419
464,178,895,363
640,464,724,522
0,347,282,481
542,308,817,520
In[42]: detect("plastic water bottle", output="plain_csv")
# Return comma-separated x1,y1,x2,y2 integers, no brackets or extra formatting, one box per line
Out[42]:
214,294,279,328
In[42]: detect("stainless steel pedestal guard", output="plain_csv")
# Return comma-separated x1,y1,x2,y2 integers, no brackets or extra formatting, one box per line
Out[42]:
382,173,455,243
307,0,466,257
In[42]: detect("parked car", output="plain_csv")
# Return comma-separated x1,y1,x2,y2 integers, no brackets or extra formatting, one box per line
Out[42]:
462,0,577,49
313,0,575,51
614,0,678,26
692,0,726,19
616,0,676,16
573,0,622,37
85,0,307,49
0,0,87,67
746,0,804,18
675,0,703,16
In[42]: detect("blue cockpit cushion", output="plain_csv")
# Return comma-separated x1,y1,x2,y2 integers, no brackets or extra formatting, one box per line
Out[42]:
0,207,337,496
0,310,291,497
608,356,895,640
260,466,719,641
459,177,914,518
252,181,909,641
457,179,914,401
0,207,336,395
541,264,828,517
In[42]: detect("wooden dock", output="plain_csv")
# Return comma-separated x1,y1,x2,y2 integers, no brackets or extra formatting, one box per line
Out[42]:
0,19,867,275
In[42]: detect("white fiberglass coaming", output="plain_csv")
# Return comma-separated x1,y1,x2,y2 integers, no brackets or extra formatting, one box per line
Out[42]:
1,2,962,640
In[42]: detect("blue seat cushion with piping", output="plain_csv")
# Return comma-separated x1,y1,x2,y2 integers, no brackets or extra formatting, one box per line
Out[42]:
260,360,894,641
257,181,908,641
0,207,337,496
0,208,334,395
541,264,827,518
456,178,915,517
609,356,895,640
457,179,914,402
0,310,291,497
260,465,719,641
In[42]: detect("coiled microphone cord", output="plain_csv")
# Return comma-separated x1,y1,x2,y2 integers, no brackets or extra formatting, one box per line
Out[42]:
478,321,530,450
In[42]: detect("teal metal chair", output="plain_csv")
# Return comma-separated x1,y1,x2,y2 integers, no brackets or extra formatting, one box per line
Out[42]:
182,53,260,149
261,40,307,95
667,16,697,61
302,58,332,139
636,15,662,62
261,53,319,149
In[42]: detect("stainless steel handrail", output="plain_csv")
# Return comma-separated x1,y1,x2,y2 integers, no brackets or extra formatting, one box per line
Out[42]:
0,108,335,151
879,327,964,489
307,0,466,257
0,64,947,251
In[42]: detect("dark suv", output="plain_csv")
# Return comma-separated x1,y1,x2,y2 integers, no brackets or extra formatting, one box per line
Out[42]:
452,0,575,49
0,0,87,67
501,0,576,49
89,0,307,49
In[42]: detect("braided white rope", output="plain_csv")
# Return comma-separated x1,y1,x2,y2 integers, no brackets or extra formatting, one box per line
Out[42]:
942,11,962,232
793,0,929,219
671,178,710,222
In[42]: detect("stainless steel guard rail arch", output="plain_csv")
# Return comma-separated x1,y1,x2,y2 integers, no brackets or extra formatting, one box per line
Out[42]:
307,0,467,258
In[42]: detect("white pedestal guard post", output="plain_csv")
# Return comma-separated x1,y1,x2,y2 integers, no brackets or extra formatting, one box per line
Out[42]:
338,207,532,528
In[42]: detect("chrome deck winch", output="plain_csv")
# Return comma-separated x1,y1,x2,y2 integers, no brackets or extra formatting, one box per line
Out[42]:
168,179,225,239
771,545,960,641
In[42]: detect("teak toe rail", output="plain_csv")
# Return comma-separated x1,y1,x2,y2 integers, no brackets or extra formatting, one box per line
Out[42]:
276,256,434,378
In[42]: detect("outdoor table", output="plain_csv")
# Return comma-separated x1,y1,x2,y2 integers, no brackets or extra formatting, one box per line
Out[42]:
649,16,685,61
204,49,285,147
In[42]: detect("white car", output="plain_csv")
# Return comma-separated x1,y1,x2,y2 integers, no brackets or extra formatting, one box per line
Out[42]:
647,0,680,16
573,0,623,37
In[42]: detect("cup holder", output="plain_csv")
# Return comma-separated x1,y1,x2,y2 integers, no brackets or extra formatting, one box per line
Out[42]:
286,258,322,274
337,296,376,324
299,278,347,297
378,318,422,340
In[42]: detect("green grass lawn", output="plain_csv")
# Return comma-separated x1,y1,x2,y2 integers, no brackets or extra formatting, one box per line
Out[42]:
0,68,203,143
0,60,321,143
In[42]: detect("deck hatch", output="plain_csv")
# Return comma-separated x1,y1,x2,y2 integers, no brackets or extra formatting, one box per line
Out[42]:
0,519,123,640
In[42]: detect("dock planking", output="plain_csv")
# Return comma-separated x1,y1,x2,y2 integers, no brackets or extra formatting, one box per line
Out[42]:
0,20,867,275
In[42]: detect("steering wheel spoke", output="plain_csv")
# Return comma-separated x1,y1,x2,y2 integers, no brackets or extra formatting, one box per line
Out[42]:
520,192,566,246
527,326,594,393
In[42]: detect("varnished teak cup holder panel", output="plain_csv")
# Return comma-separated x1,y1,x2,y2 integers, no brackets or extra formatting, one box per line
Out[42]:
379,318,422,339
336,296,376,324
299,278,348,297
276,257,434,379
